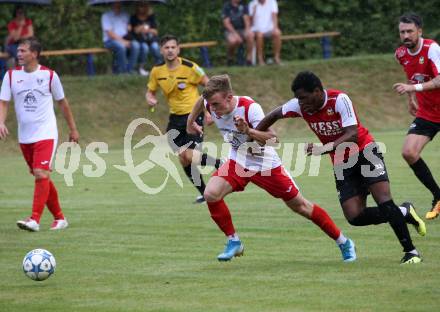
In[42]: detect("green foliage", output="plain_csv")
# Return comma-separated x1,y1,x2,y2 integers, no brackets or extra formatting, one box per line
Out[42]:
0,0,439,73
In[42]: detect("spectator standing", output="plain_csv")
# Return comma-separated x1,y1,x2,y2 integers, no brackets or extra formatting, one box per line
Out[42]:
6,5,34,64
128,2,162,76
222,0,254,66
249,0,282,65
101,2,140,74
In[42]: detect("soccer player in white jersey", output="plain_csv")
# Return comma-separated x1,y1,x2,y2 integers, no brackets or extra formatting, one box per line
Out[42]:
0,37,79,232
186,74,356,262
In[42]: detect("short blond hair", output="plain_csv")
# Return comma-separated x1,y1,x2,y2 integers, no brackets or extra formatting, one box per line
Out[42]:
202,74,232,99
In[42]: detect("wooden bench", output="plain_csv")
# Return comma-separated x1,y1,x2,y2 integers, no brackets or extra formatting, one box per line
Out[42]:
0,40,218,76
281,31,341,59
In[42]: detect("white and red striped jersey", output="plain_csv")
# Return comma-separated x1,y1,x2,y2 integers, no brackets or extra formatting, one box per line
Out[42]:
206,96,281,171
0,65,65,143
282,89,374,164
395,38,440,122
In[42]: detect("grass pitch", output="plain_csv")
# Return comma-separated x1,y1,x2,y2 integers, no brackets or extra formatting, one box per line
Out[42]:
0,131,439,311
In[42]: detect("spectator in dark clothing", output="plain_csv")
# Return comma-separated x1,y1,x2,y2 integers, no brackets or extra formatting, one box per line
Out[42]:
128,2,162,75
222,0,254,66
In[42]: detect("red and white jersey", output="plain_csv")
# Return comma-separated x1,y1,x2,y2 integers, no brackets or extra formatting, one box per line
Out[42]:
0,65,65,143
395,38,440,122
206,96,281,171
281,89,374,164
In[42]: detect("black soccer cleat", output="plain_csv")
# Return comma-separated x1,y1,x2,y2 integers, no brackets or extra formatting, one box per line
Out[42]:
400,252,422,264
401,202,426,236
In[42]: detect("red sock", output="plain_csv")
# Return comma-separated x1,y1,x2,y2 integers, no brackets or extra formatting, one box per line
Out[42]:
47,180,64,220
310,204,341,240
207,199,235,236
31,178,50,223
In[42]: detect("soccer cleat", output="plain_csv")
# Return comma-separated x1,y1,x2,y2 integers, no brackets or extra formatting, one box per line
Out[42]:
193,195,206,204
16,218,40,232
400,252,422,264
338,238,356,262
217,239,244,261
401,202,426,236
425,199,440,220
50,219,69,231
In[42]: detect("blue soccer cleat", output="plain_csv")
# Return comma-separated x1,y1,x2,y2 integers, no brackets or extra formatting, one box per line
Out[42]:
217,239,244,261
338,238,356,262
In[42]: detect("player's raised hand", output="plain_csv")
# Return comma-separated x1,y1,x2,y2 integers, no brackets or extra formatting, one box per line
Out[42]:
234,115,249,134
0,123,9,140
393,82,414,95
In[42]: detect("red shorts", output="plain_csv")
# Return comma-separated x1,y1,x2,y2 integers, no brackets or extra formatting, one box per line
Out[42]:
213,159,299,201
20,139,56,173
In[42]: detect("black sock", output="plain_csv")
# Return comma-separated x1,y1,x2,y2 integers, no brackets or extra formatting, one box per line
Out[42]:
379,200,415,253
183,164,206,196
348,207,388,226
200,153,222,169
410,158,440,200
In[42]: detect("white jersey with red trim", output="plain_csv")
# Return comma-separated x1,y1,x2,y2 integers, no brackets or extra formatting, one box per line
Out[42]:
206,96,281,171
395,38,440,122
282,89,374,164
0,65,65,143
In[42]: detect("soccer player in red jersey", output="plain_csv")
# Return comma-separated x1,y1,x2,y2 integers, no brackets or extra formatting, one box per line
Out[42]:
0,37,79,232
186,74,356,262
257,71,424,264
393,13,440,220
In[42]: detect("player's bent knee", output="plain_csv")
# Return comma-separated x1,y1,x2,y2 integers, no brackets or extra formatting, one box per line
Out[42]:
34,169,49,180
401,148,418,163
204,189,222,202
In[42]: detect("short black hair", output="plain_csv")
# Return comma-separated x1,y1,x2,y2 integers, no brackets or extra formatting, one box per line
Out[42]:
291,71,323,93
160,34,179,47
13,5,25,18
17,37,42,58
399,12,423,28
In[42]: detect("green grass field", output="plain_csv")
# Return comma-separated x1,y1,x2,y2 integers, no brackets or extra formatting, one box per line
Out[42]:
1,131,439,312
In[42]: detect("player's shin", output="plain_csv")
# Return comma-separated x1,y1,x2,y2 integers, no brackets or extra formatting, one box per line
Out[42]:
46,180,64,220
31,178,50,223
207,199,236,236
379,200,416,253
310,204,341,240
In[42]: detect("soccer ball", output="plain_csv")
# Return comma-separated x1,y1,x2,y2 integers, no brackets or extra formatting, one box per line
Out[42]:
22,249,56,281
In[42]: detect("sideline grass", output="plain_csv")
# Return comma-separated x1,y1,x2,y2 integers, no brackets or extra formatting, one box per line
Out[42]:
0,131,439,311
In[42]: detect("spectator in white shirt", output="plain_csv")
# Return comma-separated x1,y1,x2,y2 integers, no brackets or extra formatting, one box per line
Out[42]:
249,0,282,65
101,2,140,74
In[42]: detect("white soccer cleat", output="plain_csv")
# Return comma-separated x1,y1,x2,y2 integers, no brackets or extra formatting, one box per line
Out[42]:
50,219,69,231
17,218,40,232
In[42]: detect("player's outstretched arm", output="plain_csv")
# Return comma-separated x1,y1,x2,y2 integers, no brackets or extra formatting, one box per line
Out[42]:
187,96,205,135
255,106,284,132
0,100,10,140
58,98,79,143
306,125,358,156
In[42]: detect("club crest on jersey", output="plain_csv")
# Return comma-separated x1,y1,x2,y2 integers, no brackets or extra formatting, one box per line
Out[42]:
419,56,424,64
396,48,406,58
37,78,44,85
327,108,335,116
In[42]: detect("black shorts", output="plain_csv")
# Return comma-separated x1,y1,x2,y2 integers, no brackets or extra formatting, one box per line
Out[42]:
407,117,440,140
333,143,389,204
166,113,204,151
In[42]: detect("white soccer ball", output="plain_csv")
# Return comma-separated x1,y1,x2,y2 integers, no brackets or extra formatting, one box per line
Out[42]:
22,249,56,281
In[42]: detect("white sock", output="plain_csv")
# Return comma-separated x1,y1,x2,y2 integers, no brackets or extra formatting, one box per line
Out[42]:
335,233,347,245
399,206,408,216
228,233,240,241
